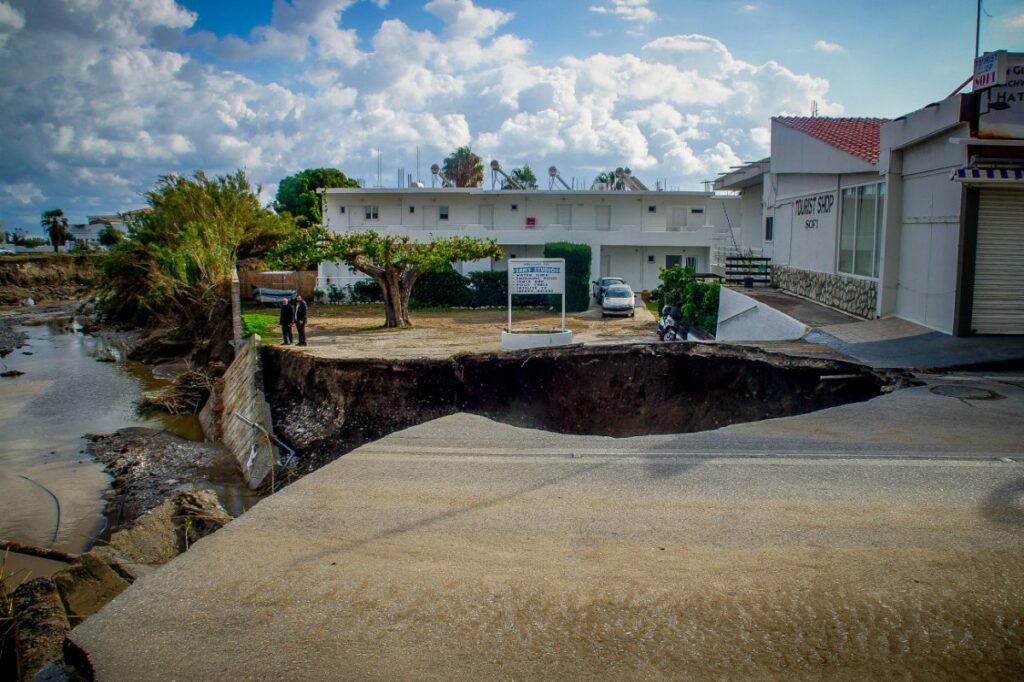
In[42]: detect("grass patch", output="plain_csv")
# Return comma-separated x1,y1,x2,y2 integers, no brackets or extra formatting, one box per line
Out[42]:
646,300,659,315
241,312,278,340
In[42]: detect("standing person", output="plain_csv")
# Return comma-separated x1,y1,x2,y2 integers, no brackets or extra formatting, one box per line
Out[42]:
294,294,308,346
279,297,294,345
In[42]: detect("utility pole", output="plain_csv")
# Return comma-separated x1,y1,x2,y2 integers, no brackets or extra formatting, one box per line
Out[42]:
975,0,981,58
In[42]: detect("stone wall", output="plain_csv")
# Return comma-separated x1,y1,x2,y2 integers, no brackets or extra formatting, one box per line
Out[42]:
771,265,876,319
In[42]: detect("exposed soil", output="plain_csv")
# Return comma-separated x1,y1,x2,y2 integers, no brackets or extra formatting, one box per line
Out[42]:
263,342,885,473
0,254,96,305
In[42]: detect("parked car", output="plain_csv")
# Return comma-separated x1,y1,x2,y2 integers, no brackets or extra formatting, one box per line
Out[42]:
592,276,626,302
601,284,635,317
0,247,14,256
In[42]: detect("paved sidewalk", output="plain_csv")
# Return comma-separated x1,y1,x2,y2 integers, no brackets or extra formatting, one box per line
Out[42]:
742,287,1024,370
71,377,1024,680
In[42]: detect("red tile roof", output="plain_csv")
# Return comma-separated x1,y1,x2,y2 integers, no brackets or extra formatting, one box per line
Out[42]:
773,117,889,165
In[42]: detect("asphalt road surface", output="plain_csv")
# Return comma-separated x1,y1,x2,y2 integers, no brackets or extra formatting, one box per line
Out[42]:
72,375,1024,680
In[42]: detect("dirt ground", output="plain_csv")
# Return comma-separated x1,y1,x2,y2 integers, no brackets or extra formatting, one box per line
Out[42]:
279,303,658,359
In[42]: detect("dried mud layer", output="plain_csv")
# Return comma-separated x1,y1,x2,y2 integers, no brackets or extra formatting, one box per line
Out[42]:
87,427,234,529
263,342,885,473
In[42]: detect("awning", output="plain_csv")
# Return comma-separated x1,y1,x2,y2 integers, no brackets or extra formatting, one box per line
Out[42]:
951,166,1024,184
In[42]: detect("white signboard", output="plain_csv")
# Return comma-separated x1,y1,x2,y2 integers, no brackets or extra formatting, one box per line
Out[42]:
974,50,1008,91
507,258,566,333
509,259,565,295
978,52,1024,140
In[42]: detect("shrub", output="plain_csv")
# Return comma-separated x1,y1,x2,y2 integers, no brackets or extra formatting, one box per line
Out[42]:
411,265,473,307
543,242,591,312
657,265,720,334
349,279,382,303
467,270,507,307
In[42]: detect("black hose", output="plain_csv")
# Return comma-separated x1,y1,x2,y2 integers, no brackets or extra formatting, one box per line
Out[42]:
19,474,62,546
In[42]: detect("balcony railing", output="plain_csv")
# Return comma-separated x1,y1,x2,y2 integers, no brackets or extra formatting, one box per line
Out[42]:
345,222,714,233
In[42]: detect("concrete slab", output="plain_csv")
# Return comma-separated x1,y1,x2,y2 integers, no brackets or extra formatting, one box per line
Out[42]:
71,378,1024,679
806,328,1024,370
739,288,858,327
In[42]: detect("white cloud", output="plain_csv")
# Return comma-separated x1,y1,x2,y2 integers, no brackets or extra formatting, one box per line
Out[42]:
0,0,841,228
588,0,656,25
738,2,761,12
1007,13,1024,29
0,1,24,48
813,39,844,54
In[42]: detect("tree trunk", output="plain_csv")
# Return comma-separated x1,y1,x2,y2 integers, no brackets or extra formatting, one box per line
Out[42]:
378,269,412,328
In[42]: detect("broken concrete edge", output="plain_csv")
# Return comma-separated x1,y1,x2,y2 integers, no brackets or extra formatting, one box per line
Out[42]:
8,490,232,681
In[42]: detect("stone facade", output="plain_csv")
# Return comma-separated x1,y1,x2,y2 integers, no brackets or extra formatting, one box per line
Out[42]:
771,265,876,319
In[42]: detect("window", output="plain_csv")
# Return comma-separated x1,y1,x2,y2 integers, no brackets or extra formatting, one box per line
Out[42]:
339,206,346,214
838,182,885,277
648,205,657,213
409,206,415,214
765,216,774,242
666,255,682,268
364,206,379,220
647,255,655,263
686,256,698,270
511,203,519,211
439,206,449,220
690,207,704,215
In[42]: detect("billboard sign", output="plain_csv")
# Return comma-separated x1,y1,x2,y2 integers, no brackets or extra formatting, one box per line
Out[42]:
978,52,1024,140
973,50,1008,91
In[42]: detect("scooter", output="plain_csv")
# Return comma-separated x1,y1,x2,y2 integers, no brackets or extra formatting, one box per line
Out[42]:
657,305,685,342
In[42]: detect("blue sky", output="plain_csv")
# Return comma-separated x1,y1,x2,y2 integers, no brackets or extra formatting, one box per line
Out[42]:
1,0,1022,233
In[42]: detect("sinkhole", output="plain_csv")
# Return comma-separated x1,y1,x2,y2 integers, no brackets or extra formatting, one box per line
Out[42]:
261,343,888,473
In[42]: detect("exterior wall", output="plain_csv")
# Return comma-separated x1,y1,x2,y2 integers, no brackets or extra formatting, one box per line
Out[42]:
771,265,877,318
883,120,969,334
321,189,736,297
771,122,877,175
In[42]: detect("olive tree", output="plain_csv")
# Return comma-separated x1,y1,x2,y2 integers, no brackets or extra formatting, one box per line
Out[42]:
272,227,502,327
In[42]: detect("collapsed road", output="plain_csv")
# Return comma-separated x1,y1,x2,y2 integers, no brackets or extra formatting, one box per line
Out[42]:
262,342,888,473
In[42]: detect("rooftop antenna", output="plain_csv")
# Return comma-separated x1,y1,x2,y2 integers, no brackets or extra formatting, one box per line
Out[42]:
376,148,382,188
811,101,819,117
548,166,572,191
416,145,420,184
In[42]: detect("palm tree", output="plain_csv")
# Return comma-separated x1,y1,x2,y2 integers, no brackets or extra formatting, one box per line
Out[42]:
503,165,539,190
40,209,69,253
442,147,484,188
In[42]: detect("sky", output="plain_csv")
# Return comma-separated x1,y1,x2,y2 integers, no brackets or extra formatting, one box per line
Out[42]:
1,0,1023,233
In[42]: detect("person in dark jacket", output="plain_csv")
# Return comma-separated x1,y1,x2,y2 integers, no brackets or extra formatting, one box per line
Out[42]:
279,297,294,345
293,294,308,346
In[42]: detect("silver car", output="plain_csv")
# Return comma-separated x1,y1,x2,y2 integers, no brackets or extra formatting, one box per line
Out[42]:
601,284,635,318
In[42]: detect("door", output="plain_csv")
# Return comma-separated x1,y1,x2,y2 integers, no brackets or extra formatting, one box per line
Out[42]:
428,206,441,228
670,207,687,231
601,255,611,277
556,204,572,228
478,205,494,229
971,187,1024,333
685,255,698,271
596,205,611,231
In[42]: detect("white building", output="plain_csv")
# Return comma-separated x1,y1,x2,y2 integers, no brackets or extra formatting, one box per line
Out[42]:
716,52,1024,336
68,214,130,248
318,186,739,295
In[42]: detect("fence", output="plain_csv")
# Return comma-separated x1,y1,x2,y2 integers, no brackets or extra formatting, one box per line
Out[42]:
237,269,317,301
724,256,772,287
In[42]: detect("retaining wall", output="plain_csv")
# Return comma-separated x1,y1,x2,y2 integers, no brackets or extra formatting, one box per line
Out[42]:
771,265,876,319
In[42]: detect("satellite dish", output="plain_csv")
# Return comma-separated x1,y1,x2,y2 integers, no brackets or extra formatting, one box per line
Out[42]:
624,167,632,176
430,163,440,174
490,159,501,170
615,167,624,177
548,166,558,176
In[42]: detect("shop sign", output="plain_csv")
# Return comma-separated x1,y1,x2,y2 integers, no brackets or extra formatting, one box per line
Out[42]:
974,51,1008,91
794,192,834,229
509,259,564,295
978,52,1024,140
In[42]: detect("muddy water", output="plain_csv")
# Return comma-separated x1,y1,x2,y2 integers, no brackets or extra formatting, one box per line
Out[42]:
0,318,253,585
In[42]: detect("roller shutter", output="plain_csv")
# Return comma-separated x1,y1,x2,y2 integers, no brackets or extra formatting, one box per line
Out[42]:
972,187,1024,334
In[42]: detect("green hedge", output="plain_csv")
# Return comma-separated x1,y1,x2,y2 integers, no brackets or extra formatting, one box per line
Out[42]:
543,242,591,312
411,266,473,307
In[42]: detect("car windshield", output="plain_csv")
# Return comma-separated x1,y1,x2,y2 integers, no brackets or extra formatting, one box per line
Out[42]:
606,287,632,297
602,278,624,286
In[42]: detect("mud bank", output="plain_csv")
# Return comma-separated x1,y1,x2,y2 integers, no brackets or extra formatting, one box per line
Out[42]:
0,255,97,305
263,343,886,473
